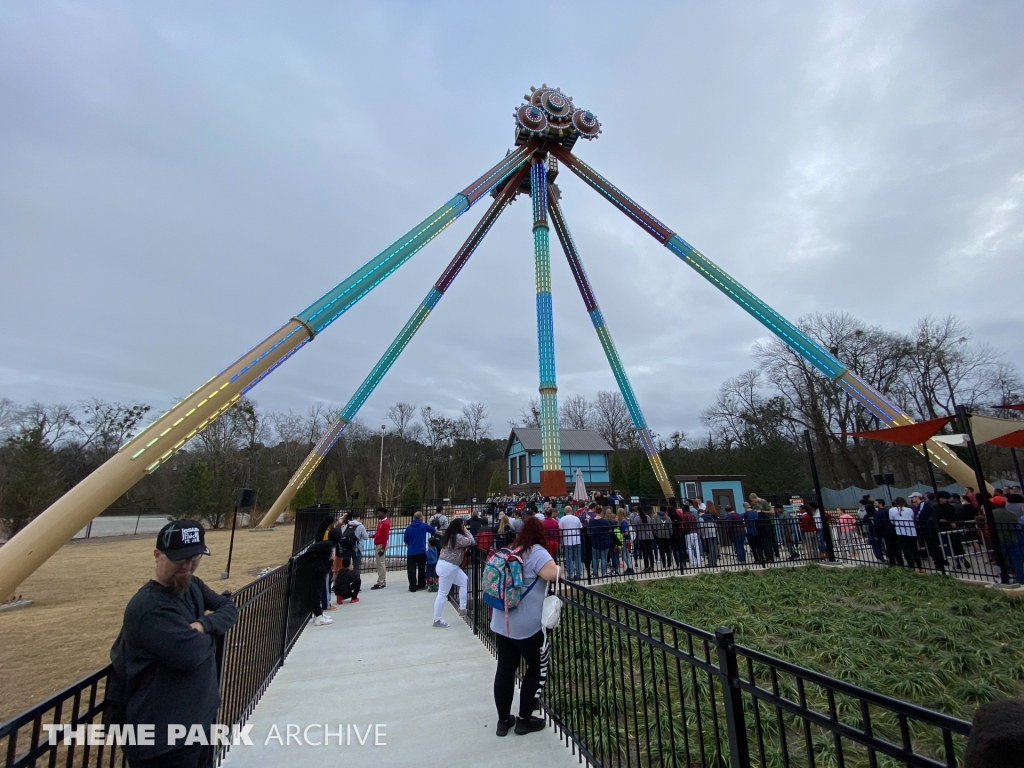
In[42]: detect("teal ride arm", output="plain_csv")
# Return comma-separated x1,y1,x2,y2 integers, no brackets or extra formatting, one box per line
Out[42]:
548,145,847,381
295,143,536,335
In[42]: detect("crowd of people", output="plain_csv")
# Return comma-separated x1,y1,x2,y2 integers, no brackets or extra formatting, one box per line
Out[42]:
849,486,1024,582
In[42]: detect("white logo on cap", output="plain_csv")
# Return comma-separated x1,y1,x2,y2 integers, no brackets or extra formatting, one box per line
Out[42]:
181,527,201,545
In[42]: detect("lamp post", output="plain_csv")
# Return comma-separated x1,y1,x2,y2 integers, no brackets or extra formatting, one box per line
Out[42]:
378,425,386,506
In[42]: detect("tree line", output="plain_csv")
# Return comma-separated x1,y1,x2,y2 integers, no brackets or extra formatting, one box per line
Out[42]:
1,313,1020,535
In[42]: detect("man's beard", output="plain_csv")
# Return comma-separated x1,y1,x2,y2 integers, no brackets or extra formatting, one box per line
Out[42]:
170,572,192,597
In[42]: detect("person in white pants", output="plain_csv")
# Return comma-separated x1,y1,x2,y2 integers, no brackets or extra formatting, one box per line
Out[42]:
432,518,476,628
681,505,703,567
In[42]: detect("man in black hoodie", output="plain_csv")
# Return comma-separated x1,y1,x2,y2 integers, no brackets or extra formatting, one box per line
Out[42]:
109,520,238,768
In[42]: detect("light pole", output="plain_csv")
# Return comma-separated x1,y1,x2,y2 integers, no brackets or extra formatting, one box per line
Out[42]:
378,425,386,505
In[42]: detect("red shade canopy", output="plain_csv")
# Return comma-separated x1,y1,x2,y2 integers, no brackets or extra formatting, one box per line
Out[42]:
995,404,1024,411
849,416,954,446
988,430,1024,448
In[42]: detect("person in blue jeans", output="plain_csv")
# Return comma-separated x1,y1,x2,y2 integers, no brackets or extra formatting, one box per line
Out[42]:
589,508,614,577
992,496,1024,583
725,506,746,563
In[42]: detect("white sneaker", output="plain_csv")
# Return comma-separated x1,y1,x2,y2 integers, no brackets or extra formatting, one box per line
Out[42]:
314,615,333,625
432,619,449,629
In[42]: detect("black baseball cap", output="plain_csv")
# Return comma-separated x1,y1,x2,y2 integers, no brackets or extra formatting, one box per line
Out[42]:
156,519,211,561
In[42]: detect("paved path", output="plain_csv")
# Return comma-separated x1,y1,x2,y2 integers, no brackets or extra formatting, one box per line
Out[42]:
221,582,580,768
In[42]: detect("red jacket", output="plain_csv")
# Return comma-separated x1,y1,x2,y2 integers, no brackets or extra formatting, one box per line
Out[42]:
373,518,391,547
799,513,817,533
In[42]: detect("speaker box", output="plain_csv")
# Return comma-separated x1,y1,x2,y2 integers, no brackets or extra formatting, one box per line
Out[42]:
235,488,255,508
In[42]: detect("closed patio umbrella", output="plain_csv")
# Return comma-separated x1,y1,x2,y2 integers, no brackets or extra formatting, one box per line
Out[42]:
572,468,588,502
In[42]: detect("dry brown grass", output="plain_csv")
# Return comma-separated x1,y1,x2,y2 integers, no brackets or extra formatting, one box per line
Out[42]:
0,526,294,722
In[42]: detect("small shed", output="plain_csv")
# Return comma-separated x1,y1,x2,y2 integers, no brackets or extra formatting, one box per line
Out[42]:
505,428,612,494
675,474,746,511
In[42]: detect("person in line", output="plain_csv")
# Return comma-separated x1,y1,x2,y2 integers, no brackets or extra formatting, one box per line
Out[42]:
873,498,901,566
744,503,763,565
630,505,655,572
492,516,560,737
428,505,449,532
432,518,475,628
615,508,636,575
680,503,701,567
721,505,744,563
991,495,1024,583
109,520,238,767
890,497,922,572
371,507,390,590
699,503,720,567
542,506,561,559
558,507,583,579
313,515,336,613
911,492,946,575
798,505,818,561
653,506,674,568
333,556,361,604
467,508,486,537
425,538,440,591
310,532,336,624
339,511,369,573
667,505,687,567
936,490,972,571
772,504,799,561
837,509,857,557
589,507,614,578
403,511,436,592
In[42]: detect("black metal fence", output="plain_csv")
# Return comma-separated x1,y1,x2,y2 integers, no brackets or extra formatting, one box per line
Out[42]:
295,505,1022,587
1,550,318,768
457,546,973,768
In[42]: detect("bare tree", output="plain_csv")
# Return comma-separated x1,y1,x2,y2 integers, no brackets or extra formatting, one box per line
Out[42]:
559,394,594,430
387,402,418,439
515,398,541,429
267,410,307,478
593,391,634,451
459,402,490,442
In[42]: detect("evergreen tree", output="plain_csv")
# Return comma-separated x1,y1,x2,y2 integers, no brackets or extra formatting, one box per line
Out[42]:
637,453,662,498
400,469,422,511
175,460,214,524
1,426,59,534
347,474,366,508
626,452,644,497
610,452,628,493
291,477,316,510
321,471,341,507
487,468,504,496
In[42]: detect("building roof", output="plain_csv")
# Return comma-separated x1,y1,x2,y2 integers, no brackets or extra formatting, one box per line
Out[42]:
505,427,613,456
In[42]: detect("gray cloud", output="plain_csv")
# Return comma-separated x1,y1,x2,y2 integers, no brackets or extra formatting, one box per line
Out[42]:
1,1,1021,439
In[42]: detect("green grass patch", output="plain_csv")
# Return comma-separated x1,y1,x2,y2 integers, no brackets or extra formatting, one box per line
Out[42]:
603,566,1024,721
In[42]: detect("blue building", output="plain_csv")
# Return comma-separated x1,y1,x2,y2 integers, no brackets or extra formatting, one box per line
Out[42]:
504,428,613,494
676,474,746,511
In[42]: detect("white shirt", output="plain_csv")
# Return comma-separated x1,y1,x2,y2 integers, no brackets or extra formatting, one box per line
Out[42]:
558,513,582,545
889,506,917,537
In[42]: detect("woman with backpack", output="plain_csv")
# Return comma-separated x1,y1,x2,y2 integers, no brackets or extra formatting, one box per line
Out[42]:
490,515,560,737
432,518,475,628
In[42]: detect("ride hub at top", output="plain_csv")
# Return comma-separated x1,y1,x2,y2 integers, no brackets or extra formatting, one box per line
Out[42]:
514,84,601,148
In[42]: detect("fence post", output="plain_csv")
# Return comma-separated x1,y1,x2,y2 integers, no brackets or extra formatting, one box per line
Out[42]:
714,626,750,768
471,548,479,636
279,557,295,667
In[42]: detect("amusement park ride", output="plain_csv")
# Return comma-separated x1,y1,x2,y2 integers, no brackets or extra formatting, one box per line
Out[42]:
0,85,984,598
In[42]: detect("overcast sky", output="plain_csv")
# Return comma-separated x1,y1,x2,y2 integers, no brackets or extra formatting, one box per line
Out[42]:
1,1,1022,441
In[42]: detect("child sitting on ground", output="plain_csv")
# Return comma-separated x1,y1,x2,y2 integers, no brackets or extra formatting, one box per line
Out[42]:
426,538,439,592
333,556,361,604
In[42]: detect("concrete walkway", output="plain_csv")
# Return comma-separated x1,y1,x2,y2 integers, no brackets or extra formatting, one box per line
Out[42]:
221,582,580,768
